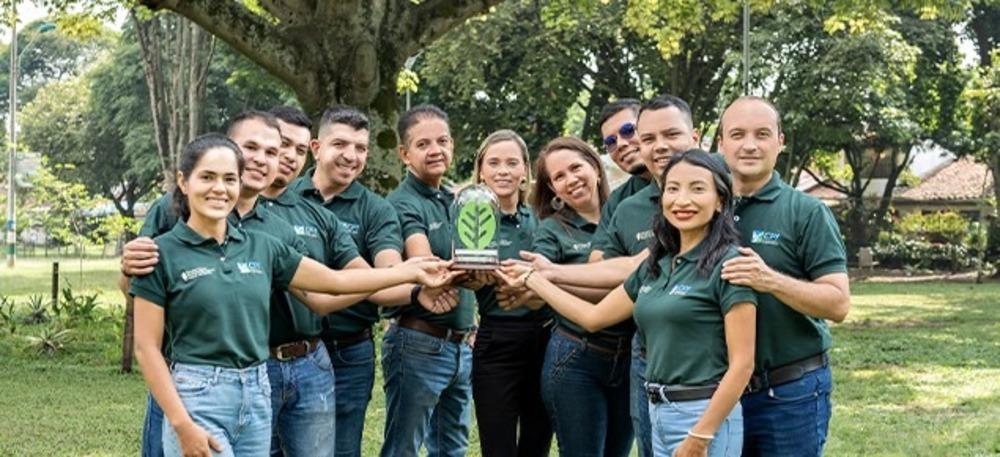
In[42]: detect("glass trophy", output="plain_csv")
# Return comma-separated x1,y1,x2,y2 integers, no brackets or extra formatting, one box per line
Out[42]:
451,184,500,269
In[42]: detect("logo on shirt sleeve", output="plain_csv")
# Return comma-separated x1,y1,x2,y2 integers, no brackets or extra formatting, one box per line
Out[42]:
237,261,265,275
429,221,444,231
339,221,360,235
635,230,654,242
751,229,781,245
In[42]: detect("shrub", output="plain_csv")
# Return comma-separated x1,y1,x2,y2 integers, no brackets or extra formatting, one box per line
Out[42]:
55,287,101,323
896,211,970,244
20,295,50,325
24,323,72,355
873,231,976,272
0,296,16,334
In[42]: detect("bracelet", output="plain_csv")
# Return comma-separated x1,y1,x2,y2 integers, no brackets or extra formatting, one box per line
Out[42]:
410,285,422,305
522,268,535,286
687,430,714,441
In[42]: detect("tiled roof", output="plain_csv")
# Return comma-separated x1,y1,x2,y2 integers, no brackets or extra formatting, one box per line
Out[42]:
897,157,994,202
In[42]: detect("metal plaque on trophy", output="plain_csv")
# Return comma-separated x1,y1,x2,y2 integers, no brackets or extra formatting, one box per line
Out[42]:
452,184,500,269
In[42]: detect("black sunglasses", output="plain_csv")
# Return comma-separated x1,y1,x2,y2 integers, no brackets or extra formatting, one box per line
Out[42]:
603,122,637,153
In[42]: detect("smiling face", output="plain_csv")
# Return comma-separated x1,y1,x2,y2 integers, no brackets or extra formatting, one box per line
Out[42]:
478,140,528,201
229,118,282,193
718,98,784,185
178,147,241,223
312,123,370,191
637,106,700,182
661,161,721,237
399,116,453,185
545,148,601,213
272,119,312,189
601,108,643,174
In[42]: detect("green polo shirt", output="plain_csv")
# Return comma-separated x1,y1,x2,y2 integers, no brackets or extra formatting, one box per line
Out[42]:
624,243,756,385
290,170,404,336
596,182,659,258
592,175,652,254
384,172,475,330
476,205,549,320
130,221,303,368
733,171,847,371
261,190,360,345
533,210,634,338
138,194,176,238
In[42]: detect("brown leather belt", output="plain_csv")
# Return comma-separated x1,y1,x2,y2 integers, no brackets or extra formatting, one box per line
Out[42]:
397,316,470,343
555,326,630,355
746,352,828,393
327,327,373,348
269,337,322,361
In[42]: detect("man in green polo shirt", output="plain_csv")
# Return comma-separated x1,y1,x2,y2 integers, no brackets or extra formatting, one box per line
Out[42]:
286,104,459,457
591,98,652,262
717,96,850,456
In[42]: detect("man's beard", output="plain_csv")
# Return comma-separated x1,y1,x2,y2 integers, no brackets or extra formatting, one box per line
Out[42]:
627,162,648,176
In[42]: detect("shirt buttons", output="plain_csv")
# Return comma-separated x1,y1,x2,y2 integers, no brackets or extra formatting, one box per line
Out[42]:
220,257,226,262
734,215,741,222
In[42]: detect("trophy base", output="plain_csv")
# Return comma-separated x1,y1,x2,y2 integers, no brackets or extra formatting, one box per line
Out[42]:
453,249,500,270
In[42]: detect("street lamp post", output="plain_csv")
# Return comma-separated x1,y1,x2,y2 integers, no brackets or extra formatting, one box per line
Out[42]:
5,1,18,268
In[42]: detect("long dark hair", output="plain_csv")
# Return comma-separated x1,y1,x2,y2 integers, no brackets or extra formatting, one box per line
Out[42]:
530,136,609,222
172,133,245,221
648,149,739,277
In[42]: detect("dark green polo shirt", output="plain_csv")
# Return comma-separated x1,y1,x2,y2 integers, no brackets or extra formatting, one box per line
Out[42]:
290,170,404,336
138,194,176,238
476,205,549,320
261,189,361,345
592,175,652,254
733,172,847,371
130,221,303,368
624,243,756,385
533,210,634,338
384,172,475,331
596,182,659,258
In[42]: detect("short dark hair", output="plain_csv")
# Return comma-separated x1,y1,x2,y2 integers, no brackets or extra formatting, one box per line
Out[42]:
397,104,449,146
648,149,739,277
269,106,312,131
172,133,244,221
226,110,281,137
597,98,640,132
638,95,694,129
718,95,783,135
319,104,370,133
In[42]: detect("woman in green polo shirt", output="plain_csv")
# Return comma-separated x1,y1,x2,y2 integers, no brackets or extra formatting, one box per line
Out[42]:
521,136,636,457
131,134,455,457
461,130,552,456
499,149,757,457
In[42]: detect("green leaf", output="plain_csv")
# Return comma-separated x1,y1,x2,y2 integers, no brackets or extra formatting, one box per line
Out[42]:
456,201,497,250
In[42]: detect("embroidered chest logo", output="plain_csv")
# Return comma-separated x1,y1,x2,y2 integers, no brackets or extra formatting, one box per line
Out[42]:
639,285,653,295
669,284,692,296
635,230,654,242
237,261,265,275
429,221,444,231
339,221,360,235
751,229,781,246
180,267,215,282
293,225,320,239
571,242,591,251
498,239,513,247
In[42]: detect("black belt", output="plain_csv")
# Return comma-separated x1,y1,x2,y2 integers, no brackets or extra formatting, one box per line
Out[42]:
646,383,718,403
747,352,828,393
397,316,471,343
554,326,630,355
324,327,372,348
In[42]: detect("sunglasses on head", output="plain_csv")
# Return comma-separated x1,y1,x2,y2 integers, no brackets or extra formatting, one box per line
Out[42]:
603,122,637,154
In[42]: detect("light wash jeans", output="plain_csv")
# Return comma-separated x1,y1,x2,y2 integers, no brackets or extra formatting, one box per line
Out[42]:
649,396,742,457
267,341,336,457
379,325,473,457
162,363,271,457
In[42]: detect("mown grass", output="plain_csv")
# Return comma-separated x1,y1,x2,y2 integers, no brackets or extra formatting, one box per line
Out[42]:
1,259,997,456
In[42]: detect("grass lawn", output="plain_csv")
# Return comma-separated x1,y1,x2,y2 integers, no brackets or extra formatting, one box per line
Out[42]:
1,258,998,456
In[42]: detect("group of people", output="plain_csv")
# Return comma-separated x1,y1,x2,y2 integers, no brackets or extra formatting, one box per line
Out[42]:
120,94,850,457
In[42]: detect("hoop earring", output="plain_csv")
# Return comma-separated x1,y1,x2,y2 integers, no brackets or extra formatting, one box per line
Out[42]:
550,196,565,211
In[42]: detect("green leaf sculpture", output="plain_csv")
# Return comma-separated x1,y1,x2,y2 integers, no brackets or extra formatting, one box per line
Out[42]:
457,200,497,250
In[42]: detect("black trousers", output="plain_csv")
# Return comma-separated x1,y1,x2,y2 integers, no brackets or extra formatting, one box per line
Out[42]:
472,317,554,457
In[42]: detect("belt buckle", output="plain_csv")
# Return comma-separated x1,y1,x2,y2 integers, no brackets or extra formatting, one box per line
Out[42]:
746,374,766,394
273,342,298,362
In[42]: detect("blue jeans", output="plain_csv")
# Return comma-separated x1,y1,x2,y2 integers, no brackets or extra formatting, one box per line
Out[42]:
327,338,376,457
162,363,272,457
630,336,652,457
142,393,165,457
267,342,336,457
649,397,742,457
380,325,473,457
741,365,833,456
541,330,633,457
